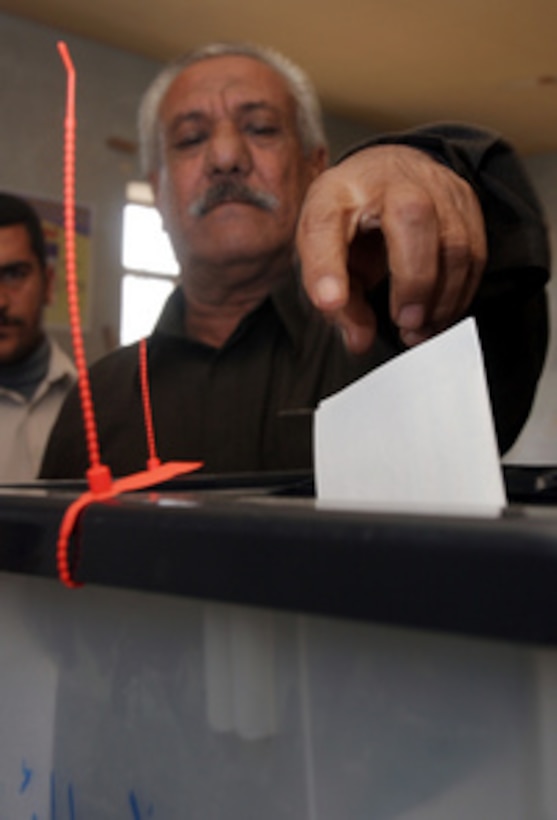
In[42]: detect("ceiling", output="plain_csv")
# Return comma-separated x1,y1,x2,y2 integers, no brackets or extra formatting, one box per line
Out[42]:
4,0,557,155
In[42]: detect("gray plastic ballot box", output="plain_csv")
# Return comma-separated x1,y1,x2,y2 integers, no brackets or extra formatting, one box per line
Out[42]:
0,472,557,818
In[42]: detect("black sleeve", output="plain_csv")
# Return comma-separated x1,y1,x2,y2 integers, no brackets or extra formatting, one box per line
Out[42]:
341,123,551,453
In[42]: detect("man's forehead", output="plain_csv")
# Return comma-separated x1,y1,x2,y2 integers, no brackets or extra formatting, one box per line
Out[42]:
0,226,40,271
162,55,294,116
0,224,33,254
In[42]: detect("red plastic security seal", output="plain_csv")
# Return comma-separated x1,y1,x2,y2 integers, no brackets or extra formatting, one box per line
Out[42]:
56,42,202,588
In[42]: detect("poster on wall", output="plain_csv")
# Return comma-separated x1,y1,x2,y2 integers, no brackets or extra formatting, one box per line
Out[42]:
24,194,92,330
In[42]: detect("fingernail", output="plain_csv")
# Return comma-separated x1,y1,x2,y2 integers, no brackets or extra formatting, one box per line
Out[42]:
359,211,380,232
314,276,343,308
397,304,425,330
401,328,432,347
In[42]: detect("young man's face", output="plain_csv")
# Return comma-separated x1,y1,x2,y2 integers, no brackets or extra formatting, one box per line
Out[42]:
152,55,327,271
0,224,53,365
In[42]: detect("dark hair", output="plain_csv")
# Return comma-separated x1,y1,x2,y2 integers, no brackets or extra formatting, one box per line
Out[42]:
0,193,47,269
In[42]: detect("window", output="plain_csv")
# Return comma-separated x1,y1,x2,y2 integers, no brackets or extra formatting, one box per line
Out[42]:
119,182,179,346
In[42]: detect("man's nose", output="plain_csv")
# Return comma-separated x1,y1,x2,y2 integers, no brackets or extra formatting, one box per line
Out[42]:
205,122,252,176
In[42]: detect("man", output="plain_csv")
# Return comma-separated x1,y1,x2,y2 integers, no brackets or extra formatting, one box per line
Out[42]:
41,43,549,478
0,193,76,481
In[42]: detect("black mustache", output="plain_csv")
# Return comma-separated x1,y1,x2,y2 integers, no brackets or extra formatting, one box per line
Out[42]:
190,179,278,217
0,313,24,328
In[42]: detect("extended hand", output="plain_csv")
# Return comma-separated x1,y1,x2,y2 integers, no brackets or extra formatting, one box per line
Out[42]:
296,145,487,352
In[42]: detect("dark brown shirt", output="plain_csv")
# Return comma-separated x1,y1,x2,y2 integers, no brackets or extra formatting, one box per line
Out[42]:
40,124,550,479
41,277,401,476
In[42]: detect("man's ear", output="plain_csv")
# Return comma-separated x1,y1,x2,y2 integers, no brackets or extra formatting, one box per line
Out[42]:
149,171,168,230
149,171,159,198
308,145,329,183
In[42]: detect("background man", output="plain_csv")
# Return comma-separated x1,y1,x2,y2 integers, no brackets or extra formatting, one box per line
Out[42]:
41,43,549,479
0,193,75,481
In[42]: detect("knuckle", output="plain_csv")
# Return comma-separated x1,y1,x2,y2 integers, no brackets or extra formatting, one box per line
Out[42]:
441,237,471,269
441,229,487,275
299,200,336,229
390,190,436,226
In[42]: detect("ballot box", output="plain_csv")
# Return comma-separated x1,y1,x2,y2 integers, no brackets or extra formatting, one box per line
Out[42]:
1,470,557,819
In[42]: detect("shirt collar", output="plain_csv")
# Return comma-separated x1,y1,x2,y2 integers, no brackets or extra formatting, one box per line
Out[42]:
0,334,50,398
153,286,186,337
0,337,76,404
153,269,312,354
271,269,316,353
47,337,77,385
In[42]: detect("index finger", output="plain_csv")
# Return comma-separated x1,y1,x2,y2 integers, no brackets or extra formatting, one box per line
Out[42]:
296,182,357,312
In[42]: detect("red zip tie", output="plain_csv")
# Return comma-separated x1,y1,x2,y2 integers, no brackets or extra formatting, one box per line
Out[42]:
57,41,112,495
56,461,203,588
139,337,161,470
56,43,202,589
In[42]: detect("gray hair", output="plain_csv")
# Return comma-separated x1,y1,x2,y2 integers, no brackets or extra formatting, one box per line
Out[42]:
138,42,328,176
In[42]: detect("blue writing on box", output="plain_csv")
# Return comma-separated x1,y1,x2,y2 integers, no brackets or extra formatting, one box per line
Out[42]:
13,760,155,818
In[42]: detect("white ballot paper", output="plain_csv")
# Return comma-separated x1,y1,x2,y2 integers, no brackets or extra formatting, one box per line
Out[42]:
314,317,507,516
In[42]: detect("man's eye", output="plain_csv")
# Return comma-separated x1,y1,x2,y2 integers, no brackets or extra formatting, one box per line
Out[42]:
174,132,207,149
0,264,30,285
246,124,280,137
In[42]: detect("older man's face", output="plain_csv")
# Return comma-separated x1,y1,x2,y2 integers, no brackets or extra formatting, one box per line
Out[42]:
152,55,326,272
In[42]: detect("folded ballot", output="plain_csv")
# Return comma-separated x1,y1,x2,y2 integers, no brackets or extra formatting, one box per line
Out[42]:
314,318,506,515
